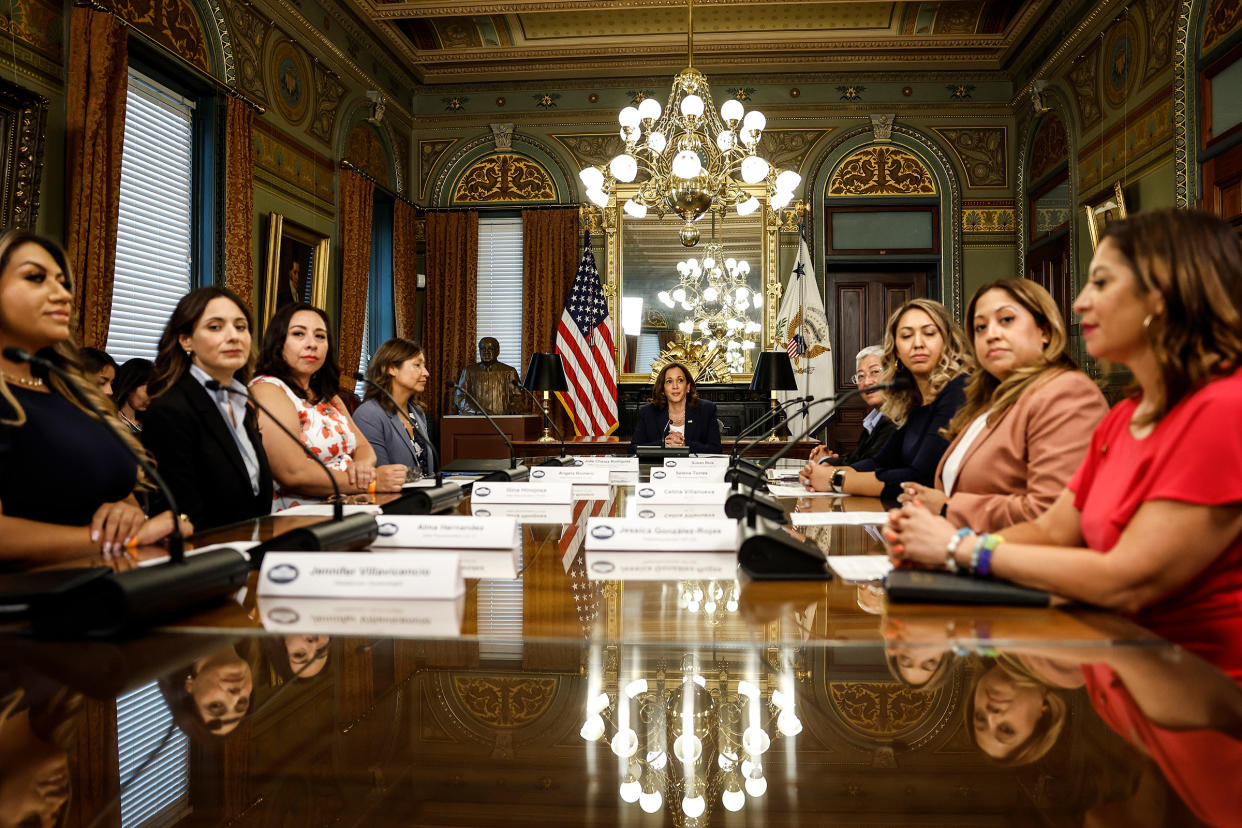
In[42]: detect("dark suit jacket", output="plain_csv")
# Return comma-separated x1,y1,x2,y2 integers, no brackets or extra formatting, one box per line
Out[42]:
826,413,897,467
353,397,436,475
142,373,274,531
630,399,721,454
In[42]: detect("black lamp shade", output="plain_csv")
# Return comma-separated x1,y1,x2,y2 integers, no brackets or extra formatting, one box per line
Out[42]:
750,351,798,392
523,353,569,392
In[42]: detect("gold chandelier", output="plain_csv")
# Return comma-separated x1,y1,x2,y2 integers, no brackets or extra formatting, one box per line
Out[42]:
579,0,800,247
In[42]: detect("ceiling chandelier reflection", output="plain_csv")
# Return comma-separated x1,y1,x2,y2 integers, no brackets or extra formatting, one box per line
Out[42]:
677,580,741,625
581,651,802,826
658,237,762,373
579,0,800,247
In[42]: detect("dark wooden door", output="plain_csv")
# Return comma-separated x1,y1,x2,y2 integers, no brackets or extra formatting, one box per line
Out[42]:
826,270,927,453
1027,234,1073,331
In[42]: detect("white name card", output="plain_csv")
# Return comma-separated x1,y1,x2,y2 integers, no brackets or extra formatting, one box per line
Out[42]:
274,503,383,517
626,501,727,521
257,595,464,636
257,552,463,598
573,456,639,470
633,483,731,504
370,515,518,549
649,466,726,483
584,518,739,551
584,551,737,581
469,481,573,504
573,484,614,500
663,456,731,469
529,466,613,484
472,502,574,523
790,511,890,526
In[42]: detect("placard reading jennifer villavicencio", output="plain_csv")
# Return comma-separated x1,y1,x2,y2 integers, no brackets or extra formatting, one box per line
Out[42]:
257,552,464,599
583,518,739,552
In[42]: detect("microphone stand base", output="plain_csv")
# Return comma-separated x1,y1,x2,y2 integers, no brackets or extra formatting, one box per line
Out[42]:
724,490,787,523
738,519,832,581
381,483,465,515
249,513,379,565
478,465,530,482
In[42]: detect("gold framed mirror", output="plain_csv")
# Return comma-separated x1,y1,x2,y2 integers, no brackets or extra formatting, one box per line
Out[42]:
602,191,782,384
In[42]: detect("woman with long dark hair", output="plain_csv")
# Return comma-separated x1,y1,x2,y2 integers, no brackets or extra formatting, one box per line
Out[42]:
629,361,721,454
140,286,273,531
110,357,152,434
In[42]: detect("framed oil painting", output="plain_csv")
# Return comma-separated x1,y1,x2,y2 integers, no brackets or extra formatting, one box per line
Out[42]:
1084,181,1128,249
263,213,330,328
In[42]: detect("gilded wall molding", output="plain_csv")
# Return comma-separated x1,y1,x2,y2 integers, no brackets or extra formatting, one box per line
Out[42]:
202,0,236,85
1172,0,1194,208
0,79,47,230
962,202,1016,234
930,126,1007,188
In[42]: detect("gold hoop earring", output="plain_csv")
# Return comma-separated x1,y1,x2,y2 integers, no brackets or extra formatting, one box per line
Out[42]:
1142,314,1155,330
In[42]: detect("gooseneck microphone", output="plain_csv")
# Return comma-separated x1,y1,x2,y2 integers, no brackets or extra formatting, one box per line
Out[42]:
3,347,250,637
207,381,378,554
730,395,811,458
445,380,529,481
352,372,465,515
510,378,571,466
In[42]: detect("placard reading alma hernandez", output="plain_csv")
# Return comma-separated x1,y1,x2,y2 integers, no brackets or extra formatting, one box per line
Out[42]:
584,518,739,552
257,552,464,599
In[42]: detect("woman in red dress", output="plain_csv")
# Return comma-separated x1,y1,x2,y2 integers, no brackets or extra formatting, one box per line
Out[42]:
887,209,1242,681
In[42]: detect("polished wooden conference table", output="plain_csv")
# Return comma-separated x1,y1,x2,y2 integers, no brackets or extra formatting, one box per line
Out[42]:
512,436,821,458
3,483,1238,827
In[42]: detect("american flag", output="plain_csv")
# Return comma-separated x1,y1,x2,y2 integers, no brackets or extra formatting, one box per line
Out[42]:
556,231,618,435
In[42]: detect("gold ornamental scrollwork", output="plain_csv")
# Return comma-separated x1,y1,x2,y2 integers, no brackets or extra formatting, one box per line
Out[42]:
453,153,556,203
828,146,936,197
650,340,734,384
452,676,559,727
828,681,936,737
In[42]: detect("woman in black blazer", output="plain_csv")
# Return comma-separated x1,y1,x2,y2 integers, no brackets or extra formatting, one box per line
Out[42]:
630,361,721,454
142,287,273,531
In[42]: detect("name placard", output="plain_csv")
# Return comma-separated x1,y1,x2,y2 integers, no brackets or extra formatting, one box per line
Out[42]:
573,483,614,500
663,456,731,469
626,501,727,521
529,466,613,484
472,502,574,523
632,483,731,504
585,517,739,551
584,551,737,581
257,595,465,636
370,515,518,549
257,552,464,598
469,481,573,504
573,456,639,470
649,466,726,483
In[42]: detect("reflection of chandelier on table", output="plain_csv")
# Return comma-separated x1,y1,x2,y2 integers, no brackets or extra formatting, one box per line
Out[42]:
579,0,800,247
581,651,803,826
658,244,762,374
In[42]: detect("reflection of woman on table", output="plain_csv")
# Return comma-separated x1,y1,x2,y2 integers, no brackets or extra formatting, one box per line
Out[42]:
630,361,720,454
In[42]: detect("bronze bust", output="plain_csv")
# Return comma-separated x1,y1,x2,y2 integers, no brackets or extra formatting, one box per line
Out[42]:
454,336,521,415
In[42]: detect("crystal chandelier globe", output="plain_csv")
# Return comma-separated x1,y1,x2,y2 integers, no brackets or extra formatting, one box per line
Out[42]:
657,239,762,373
579,0,800,247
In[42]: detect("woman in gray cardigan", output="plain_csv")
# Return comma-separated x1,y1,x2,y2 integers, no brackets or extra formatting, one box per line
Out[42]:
353,338,435,479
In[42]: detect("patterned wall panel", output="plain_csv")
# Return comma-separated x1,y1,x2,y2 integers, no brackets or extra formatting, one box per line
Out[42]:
343,121,391,188
1078,92,1173,194
267,37,313,126
111,0,210,72
1029,113,1069,182
309,62,346,145
827,145,937,196
452,152,556,203
1068,39,1103,130
1141,0,1176,83
418,139,457,198
931,127,1007,187
252,119,335,209
962,201,1016,233
225,0,268,103
0,0,63,84
550,133,625,174
1203,0,1242,53
1102,15,1143,110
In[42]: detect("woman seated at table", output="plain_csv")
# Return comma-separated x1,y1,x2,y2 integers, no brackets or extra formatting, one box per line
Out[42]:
808,345,895,467
79,346,116,395
896,279,1108,531
353,338,435,479
887,209,1242,681
0,230,185,568
250,303,405,510
140,287,274,532
801,298,972,499
110,357,152,434
630,361,721,454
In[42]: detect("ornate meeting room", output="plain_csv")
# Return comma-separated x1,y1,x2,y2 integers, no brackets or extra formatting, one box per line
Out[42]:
1,0,1241,826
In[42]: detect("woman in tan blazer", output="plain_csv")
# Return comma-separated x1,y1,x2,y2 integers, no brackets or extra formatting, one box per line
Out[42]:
899,279,1108,531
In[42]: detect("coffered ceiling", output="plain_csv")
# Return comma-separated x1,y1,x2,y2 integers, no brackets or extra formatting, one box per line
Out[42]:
344,0,1068,87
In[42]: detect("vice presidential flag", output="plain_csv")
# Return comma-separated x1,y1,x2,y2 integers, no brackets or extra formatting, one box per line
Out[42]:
774,226,833,435
556,231,619,435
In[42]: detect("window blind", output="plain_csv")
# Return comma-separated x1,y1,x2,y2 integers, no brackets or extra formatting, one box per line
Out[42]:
117,681,190,828
105,70,195,362
476,216,524,370
477,545,524,661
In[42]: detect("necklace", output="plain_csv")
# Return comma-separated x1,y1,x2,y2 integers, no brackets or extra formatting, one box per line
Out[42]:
119,410,142,432
2,371,43,388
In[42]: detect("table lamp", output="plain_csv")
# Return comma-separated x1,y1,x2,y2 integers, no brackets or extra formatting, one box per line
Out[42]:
522,353,569,442
750,350,798,440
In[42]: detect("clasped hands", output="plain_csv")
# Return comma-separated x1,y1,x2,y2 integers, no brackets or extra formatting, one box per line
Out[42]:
882,488,964,569
344,458,407,493
664,431,686,448
90,501,193,560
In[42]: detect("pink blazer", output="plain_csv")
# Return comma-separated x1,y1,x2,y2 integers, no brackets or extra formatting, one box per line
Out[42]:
936,369,1109,531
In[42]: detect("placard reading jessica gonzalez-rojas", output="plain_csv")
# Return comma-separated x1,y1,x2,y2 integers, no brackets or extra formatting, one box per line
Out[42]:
584,551,737,581
257,552,463,599
584,518,739,552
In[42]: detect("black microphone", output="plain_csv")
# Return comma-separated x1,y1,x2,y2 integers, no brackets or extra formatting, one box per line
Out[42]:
726,396,822,494
730,395,811,456
445,380,529,481
510,379,571,466
207,380,378,555
3,347,250,637
352,372,466,515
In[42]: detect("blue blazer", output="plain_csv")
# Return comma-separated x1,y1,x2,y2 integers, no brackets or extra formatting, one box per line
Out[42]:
353,397,436,476
630,399,721,454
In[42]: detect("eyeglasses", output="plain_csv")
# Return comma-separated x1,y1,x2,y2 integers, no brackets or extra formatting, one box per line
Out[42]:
851,369,884,384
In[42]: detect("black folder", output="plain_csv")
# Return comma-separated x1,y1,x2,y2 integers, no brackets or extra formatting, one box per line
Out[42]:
884,569,1051,606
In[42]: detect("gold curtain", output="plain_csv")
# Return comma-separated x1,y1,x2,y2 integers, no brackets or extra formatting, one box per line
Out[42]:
224,97,255,307
392,199,419,340
424,211,478,417
65,7,128,348
521,207,579,435
337,168,374,390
